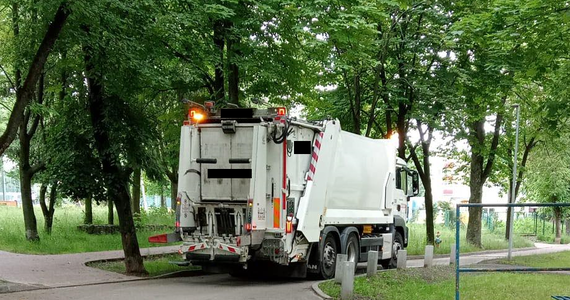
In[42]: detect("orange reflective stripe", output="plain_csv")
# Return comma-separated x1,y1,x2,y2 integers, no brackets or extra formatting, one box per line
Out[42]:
273,198,281,228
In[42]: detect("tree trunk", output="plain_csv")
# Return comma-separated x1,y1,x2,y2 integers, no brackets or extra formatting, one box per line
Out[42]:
19,105,38,241
18,69,46,241
213,20,225,101
84,197,93,224
424,181,435,245
0,4,69,156
160,185,166,208
170,179,177,211
352,74,361,134
227,24,239,106
554,207,562,244
108,200,114,225
466,108,502,248
409,121,435,245
20,170,38,241
396,104,407,160
84,42,146,275
505,137,536,240
421,144,434,245
39,183,56,234
466,182,484,247
12,2,21,89
505,185,514,241
132,168,141,215
45,184,57,234
466,120,485,248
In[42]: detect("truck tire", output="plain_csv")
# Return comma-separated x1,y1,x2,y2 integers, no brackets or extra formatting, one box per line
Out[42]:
380,231,404,269
320,233,338,279
345,234,359,274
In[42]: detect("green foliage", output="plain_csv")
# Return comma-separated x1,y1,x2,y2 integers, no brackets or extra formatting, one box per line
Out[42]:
500,250,570,268
88,254,200,277
320,265,570,300
406,224,533,255
0,205,174,254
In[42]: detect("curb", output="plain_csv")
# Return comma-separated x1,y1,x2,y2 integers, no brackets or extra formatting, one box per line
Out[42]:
407,246,538,260
311,268,392,299
311,281,332,300
84,251,178,267
85,253,203,279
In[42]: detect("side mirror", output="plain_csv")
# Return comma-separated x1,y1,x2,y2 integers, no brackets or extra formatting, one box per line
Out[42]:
411,170,420,197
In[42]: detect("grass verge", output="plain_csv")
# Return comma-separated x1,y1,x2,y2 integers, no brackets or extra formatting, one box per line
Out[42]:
319,266,570,300
406,224,534,256
88,254,200,277
499,250,570,268
0,205,177,254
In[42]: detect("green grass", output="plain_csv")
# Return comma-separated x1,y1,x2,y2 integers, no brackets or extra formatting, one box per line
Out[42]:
499,250,570,268
88,254,200,277
319,266,570,300
0,205,177,254
406,224,534,255
511,216,570,244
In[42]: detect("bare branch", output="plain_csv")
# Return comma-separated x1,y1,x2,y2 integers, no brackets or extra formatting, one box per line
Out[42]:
0,64,16,91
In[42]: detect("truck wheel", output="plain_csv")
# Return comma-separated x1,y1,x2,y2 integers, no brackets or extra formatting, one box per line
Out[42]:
319,233,338,279
380,232,404,269
345,234,359,273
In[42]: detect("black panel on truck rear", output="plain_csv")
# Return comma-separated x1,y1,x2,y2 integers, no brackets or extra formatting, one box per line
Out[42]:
208,169,252,179
221,108,253,119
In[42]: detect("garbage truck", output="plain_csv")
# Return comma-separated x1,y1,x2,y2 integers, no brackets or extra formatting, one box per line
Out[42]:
149,105,419,279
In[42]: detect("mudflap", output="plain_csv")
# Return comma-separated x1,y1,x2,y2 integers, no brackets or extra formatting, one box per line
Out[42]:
306,242,321,276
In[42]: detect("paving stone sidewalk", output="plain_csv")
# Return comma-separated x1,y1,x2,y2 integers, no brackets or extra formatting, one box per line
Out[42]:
406,242,570,268
0,245,178,289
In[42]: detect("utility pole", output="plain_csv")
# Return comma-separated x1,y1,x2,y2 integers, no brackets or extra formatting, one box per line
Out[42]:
508,104,520,260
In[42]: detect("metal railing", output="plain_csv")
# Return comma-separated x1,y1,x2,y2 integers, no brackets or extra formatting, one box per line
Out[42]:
455,202,570,300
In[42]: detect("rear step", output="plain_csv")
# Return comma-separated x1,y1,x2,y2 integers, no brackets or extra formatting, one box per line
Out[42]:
169,261,191,267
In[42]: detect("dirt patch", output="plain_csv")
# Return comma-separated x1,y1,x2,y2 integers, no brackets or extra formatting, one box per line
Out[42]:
387,265,455,284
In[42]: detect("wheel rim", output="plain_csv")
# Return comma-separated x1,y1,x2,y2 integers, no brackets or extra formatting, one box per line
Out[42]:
323,241,336,272
392,240,402,261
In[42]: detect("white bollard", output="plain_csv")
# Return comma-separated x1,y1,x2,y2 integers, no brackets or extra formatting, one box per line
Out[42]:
335,254,348,283
341,261,355,300
367,250,378,277
397,249,407,269
424,245,434,268
450,243,456,265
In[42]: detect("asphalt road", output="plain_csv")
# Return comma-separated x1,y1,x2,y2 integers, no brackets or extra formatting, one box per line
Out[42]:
2,243,569,300
0,274,321,300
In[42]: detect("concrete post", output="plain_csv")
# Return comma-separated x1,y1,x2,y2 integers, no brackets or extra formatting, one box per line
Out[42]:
367,250,378,277
335,254,348,283
341,261,355,300
397,249,407,269
450,243,456,265
424,245,434,268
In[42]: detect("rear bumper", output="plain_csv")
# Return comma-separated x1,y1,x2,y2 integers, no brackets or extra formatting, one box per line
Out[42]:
180,240,248,263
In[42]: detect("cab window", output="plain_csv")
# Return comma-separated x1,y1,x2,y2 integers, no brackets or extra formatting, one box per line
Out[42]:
396,168,408,194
